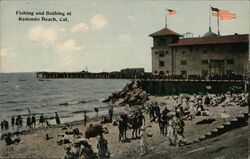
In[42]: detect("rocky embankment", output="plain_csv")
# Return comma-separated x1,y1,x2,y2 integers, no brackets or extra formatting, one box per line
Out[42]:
103,80,148,106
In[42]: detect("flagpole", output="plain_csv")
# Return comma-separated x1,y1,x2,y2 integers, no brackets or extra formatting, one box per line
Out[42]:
217,11,220,36
209,4,211,32
165,12,168,28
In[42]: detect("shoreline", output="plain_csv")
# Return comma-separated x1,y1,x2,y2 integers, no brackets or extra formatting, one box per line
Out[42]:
0,105,133,138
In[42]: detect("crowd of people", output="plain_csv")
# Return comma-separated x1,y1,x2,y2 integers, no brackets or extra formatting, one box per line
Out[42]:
1,112,61,133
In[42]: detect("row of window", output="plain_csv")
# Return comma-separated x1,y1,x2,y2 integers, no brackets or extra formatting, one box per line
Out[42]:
175,47,233,53
155,51,169,57
159,60,187,67
154,70,169,74
155,46,245,55
159,59,235,67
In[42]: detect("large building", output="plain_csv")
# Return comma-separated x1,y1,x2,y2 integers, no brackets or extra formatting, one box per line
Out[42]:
149,27,249,77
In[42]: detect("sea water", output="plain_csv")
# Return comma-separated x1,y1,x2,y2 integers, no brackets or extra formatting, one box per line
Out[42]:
0,73,129,127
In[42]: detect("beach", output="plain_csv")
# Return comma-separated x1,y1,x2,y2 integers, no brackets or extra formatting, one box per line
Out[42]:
0,95,248,159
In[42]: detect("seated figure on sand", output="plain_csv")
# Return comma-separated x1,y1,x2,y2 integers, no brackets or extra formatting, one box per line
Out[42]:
5,132,22,146
85,124,108,139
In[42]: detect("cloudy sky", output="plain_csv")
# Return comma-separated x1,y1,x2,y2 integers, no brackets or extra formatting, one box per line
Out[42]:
0,0,249,73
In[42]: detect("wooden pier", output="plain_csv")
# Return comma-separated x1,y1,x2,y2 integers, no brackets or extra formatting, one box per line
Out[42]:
36,71,151,79
36,71,248,95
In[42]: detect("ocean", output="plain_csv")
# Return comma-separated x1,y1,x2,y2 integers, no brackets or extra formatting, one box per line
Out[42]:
0,73,129,127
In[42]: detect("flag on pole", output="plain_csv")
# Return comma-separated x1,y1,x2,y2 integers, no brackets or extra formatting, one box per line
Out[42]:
212,9,236,20
167,9,176,15
211,7,219,12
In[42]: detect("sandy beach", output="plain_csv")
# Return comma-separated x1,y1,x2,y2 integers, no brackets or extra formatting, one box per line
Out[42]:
0,95,248,159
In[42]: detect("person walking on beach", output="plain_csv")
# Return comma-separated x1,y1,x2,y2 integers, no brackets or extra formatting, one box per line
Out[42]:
11,116,15,127
31,115,36,128
108,106,113,123
55,112,61,125
83,110,88,127
39,113,45,125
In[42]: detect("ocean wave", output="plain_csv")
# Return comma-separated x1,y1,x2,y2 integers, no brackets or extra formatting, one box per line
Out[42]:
10,108,24,112
47,114,73,119
3,100,28,104
59,99,98,106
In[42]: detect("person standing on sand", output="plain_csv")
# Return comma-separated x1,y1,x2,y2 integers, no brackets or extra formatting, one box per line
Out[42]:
39,113,44,125
55,112,61,125
97,134,110,159
123,113,128,140
1,121,4,130
83,110,88,127
140,125,150,156
26,116,31,128
16,114,22,127
131,112,138,139
118,114,125,142
137,110,145,136
108,106,113,123
167,114,177,146
175,117,185,147
4,120,9,130
11,116,15,127
95,108,99,116
31,114,36,128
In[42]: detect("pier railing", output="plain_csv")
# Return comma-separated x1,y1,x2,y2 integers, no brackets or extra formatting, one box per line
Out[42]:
37,72,248,82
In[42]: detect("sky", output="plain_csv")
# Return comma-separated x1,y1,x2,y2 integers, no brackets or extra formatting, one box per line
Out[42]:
0,0,249,73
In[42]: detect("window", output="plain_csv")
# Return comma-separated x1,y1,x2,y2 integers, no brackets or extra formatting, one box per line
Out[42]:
155,51,158,55
157,38,166,46
180,60,187,65
201,60,209,64
201,70,208,76
159,51,165,57
226,59,234,64
159,61,165,67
